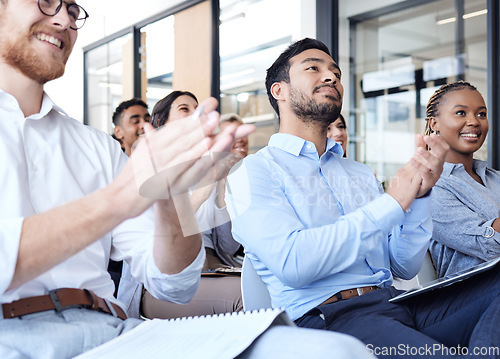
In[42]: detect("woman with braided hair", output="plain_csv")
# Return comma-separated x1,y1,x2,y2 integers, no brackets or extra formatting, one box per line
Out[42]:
424,80,500,277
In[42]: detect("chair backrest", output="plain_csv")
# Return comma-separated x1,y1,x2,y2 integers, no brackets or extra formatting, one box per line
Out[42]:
241,255,272,311
241,252,437,307
415,249,437,285
393,250,437,290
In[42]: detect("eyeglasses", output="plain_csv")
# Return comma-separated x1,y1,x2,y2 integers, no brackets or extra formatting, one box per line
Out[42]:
37,0,89,30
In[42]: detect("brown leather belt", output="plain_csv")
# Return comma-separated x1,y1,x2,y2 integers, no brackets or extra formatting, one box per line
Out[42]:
320,286,379,306
2,288,127,320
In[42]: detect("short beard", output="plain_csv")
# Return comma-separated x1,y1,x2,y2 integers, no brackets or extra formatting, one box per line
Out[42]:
0,26,71,84
289,87,342,131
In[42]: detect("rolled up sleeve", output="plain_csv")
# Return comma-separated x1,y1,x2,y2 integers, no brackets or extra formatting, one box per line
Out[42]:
0,218,24,295
112,208,205,305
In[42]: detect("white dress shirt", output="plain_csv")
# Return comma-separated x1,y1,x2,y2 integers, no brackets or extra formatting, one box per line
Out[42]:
0,89,204,318
196,184,231,248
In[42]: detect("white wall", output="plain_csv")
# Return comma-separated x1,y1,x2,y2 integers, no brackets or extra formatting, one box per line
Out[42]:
45,0,186,123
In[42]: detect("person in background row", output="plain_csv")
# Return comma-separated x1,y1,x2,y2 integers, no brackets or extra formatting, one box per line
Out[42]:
220,113,250,158
108,99,152,294
194,112,249,268
151,92,248,269
424,80,500,277
327,113,347,156
120,91,245,320
112,98,151,156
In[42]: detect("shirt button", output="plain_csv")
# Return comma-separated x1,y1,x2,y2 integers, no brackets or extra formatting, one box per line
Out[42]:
405,208,412,213
306,144,312,149
401,234,406,238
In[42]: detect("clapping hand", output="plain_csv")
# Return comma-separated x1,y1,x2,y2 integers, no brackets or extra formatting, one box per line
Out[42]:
386,134,449,210
130,97,255,200
412,133,449,198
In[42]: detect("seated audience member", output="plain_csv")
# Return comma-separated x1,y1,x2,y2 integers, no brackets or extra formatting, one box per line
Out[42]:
220,113,250,158
112,98,150,156
424,81,500,277
226,38,500,357
194,113,249,268
120,91,245,319
108,100,152,294
0,1,379,356
326,114,347,156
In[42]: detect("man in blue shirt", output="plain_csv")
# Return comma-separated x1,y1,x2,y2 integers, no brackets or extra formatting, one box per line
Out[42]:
227,38,500,357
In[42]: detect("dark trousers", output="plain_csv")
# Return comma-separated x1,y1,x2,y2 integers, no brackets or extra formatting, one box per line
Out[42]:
295,265,500,358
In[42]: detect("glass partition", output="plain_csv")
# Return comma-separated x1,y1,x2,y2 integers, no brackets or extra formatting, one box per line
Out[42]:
350,0,487,182
85,33,133,134
140,16,176,110
219,0,316,153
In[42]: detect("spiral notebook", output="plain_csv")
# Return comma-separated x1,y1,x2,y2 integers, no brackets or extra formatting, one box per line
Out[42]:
75,308,294,359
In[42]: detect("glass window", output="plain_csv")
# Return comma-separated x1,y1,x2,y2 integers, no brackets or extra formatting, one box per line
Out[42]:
85,33,133,134
140,16,175,110
219,0,316,153
349,0,487,182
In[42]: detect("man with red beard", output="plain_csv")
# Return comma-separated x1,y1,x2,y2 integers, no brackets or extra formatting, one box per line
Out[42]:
0,2,375,358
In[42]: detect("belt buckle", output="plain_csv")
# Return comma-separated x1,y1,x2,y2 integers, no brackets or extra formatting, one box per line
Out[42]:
48,289,95,312
49,289,65,312
83,289,97,310
356,288,363,296
104,298,118,318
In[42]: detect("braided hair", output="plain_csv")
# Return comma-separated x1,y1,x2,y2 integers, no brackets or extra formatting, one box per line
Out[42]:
424,81,478,136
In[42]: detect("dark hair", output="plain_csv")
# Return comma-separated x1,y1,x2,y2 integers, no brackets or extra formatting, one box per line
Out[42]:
151,91,198,128
424,80,478,135
220,113,243,125
331,114,347,157
265,38,331,119
337,113,346,128
112,98,148,126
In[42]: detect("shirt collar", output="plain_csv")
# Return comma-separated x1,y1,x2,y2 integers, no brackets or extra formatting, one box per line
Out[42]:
268,133,310,157
0,87,68,120
268,133,343,158
442,159,487,177
326,137,344,156
0,87,22,112
473,159,487,177
32,92,68,120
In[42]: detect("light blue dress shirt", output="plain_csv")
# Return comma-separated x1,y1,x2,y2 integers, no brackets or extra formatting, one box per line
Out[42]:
226,133,432,320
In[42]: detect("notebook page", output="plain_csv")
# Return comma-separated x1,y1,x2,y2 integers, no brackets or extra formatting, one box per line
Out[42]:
75,308,292,359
